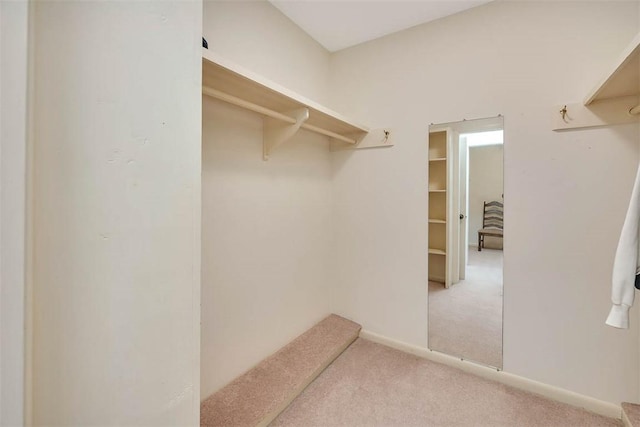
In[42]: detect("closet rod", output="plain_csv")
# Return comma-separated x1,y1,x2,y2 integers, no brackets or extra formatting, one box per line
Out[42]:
203,86,296,124
202,86,357,145
302,123,356,143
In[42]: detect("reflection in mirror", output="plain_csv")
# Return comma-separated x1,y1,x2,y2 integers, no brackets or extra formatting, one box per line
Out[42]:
427,116,504,369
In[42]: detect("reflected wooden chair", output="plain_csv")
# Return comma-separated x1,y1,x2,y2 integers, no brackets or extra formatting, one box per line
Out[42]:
478,200,503,251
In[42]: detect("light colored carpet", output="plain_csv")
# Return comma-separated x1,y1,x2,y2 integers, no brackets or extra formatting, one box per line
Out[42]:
623,402,640,426
271,338,619,427
200,314,361,427
429,248,503,368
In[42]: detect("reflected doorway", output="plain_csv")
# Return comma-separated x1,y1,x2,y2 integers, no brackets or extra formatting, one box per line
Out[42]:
427,117,504,369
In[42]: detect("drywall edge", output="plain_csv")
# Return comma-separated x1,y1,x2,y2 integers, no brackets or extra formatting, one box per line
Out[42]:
0,1,29,424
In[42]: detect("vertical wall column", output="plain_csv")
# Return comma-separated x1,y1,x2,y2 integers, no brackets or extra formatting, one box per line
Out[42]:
31,2,202,424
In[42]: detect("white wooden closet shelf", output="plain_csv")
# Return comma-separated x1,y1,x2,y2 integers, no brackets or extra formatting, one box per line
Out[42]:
553,31,640,131
202,49,392,160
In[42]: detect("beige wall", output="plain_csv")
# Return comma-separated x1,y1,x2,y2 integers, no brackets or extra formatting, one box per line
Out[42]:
31,2,202,424
468,144,503,248
0,1,28,424
329,1,640,404
203,0,330,104
200,98,334,398
201,0,334,399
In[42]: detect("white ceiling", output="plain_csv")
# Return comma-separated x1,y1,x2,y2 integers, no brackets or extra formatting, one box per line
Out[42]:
269,0,493,52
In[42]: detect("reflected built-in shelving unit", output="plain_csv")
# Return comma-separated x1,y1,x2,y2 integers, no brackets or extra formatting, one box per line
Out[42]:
428,130,450,287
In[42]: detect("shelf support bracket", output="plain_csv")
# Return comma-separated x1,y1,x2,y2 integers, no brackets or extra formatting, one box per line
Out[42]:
263,108,309,161
330,128,393,152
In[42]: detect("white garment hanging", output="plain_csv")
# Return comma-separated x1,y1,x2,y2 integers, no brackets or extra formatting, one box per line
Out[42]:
606,163,640,329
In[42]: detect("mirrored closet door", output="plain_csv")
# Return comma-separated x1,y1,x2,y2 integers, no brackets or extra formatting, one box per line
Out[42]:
427,116,504,369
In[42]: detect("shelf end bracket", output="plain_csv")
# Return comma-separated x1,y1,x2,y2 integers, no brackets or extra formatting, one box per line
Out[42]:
263,108,309,161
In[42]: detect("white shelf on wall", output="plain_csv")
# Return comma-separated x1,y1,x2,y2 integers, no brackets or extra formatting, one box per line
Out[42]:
429,219,446,224
553,31,640,131
201,49,392,160
428,248,446,256
584,31,640,105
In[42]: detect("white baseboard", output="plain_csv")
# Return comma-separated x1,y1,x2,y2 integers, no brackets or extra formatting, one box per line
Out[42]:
359,329,621,420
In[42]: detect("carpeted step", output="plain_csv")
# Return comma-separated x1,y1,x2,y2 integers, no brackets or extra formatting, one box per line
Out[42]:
622,402,640,427
200,314,361,427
